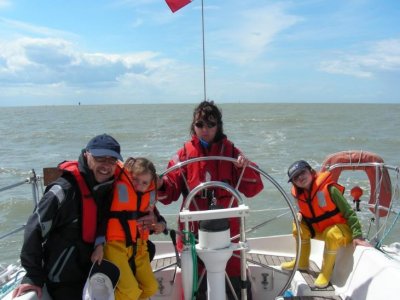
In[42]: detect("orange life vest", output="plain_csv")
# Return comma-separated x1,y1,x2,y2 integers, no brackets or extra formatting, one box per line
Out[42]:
58,161,97,243
292,171,347,234
106,169,156,246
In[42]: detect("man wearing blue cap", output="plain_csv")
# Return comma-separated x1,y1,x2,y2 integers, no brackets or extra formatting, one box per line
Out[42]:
13,134,123,300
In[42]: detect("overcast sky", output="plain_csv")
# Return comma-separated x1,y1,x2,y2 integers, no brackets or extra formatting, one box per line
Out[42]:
1,0,399,106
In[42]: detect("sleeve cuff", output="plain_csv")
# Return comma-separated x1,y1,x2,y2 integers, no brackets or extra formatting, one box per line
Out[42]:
94,236,106,247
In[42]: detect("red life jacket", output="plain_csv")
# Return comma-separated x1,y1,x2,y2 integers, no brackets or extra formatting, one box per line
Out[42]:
106,169,157,246
292,171,347,233
183,137,235,204
58,161,97,243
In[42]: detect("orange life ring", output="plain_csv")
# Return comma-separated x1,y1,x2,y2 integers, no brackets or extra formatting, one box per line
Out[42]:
321,150,392,217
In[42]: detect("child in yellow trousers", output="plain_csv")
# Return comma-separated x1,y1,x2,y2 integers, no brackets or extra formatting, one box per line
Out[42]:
92,157,165,299
281,160,370,288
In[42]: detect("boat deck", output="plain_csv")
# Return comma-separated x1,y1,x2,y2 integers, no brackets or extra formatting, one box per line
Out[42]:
151,252,341,299
151,255,177,270
244,252,335,292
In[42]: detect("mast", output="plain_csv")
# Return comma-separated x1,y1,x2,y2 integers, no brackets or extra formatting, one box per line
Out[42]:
201,0,207,101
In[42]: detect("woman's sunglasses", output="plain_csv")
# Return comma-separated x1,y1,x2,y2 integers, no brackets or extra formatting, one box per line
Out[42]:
194,120,217,129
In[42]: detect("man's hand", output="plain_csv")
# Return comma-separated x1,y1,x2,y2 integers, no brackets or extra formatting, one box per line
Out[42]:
91,244,104,264
152,222,166,234
12,284,42,299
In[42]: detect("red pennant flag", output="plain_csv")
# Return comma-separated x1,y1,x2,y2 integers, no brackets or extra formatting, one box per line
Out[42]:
165,0,192,13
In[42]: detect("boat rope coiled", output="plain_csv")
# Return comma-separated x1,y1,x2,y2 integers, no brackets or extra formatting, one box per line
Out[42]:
182,230,198,300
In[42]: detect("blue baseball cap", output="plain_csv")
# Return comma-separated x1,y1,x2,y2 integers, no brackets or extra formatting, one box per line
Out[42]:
86,134,123,161
287,160,311,182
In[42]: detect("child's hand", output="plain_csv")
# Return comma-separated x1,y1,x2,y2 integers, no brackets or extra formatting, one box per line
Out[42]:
91,244,104,264
353,238,372,248
137,211,157,230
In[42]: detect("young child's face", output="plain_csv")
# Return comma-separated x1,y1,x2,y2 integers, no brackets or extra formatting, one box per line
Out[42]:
132,171,152,192
292,168,313,190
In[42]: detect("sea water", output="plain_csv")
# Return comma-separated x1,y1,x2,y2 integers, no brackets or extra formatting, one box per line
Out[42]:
1,103,400,264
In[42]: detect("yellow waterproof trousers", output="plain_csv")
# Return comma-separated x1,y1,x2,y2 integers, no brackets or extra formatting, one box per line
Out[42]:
104,240,159,300
135,238,159,299
104,240,142,300
292,221,353,287
293,221,353,252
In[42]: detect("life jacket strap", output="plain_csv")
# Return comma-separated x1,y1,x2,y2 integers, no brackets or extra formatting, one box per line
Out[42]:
109,211,146,246
305,207,340,224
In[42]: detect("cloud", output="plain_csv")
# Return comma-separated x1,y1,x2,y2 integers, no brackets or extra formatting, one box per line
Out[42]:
0,0,10,8
0,18,78,40
211,3,302,65
0,34,204,105
319,39,400,78
0,36,169,86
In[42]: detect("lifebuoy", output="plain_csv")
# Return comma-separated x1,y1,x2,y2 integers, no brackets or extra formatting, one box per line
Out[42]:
321,150,392,217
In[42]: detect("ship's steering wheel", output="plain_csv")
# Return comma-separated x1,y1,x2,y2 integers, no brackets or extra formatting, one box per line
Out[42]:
158,156,301,299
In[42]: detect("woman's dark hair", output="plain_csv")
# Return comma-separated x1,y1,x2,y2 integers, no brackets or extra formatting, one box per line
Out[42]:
190,100,224,141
